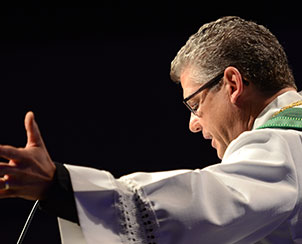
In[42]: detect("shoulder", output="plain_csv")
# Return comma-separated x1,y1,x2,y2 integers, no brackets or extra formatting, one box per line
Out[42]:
211,129,302,187
223,129,302,164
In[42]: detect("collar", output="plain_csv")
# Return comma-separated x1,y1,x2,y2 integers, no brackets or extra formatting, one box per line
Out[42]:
252,91,302,130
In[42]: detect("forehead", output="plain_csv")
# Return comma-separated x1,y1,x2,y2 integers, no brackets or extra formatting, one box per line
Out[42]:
180,68,205,98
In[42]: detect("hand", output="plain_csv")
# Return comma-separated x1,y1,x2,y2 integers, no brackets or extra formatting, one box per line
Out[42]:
0,112,56,200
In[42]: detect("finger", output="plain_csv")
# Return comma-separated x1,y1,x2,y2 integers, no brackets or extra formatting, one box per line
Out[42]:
0,177,5,189
25,111,45,148
0,145,26,161
0,177,8,193
0,176,16,198
0,163,18,176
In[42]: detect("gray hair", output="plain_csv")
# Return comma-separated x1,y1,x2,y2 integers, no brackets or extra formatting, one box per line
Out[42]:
170,16,296,92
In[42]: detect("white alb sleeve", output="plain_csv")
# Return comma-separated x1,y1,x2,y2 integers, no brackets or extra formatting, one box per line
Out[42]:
59,129,299,244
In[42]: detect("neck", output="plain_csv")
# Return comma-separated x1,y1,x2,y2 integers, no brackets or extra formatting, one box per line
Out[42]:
246,87,296,130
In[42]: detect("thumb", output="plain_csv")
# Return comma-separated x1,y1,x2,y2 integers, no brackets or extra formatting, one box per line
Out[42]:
25,111,44,147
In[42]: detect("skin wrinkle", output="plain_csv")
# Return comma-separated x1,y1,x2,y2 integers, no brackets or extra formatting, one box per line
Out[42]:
181,66,296,159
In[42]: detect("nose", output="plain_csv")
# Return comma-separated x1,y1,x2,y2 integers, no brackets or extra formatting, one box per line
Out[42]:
189,113,202,133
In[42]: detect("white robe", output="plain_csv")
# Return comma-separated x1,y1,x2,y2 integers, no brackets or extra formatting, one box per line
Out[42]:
58,91,302,244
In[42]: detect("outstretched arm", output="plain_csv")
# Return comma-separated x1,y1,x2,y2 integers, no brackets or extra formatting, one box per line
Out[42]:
0,112,56,200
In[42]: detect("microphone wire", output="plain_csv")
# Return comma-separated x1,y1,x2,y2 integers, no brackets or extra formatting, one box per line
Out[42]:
16,200,40,244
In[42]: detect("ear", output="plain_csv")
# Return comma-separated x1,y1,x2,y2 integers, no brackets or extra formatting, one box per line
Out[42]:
223,66,245,104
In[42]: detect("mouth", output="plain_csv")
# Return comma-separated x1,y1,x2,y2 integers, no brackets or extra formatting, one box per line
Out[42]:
202,132,212,140
203,132,217,149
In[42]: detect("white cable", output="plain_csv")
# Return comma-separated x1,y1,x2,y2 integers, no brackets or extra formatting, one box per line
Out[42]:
16,200,40,244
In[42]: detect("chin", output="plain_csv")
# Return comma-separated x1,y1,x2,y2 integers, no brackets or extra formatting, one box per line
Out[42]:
217,152,223,160
216,146,225,160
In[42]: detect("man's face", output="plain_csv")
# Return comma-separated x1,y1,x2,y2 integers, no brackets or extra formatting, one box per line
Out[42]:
180,69,233,159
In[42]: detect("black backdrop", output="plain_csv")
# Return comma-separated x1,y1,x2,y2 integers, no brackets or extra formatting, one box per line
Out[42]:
0,2,301,243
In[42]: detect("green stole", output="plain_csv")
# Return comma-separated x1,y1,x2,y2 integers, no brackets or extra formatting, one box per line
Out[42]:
257,107,302,131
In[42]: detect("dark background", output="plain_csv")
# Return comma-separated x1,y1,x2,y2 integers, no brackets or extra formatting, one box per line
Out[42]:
0,2,301,243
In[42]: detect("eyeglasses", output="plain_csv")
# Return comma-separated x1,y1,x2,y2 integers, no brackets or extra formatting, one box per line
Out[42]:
183,73,224,115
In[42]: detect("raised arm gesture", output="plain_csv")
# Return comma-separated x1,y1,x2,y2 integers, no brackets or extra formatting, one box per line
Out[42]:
0,112,56,200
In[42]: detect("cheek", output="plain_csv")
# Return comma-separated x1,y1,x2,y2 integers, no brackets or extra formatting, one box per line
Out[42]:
202,94,229,135
203,108,221,130
206,112,227,141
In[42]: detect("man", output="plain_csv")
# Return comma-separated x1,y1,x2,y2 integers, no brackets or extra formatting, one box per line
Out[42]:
0,16,301,243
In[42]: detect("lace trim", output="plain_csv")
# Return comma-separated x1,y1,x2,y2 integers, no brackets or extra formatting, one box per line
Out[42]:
115,179,159,244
